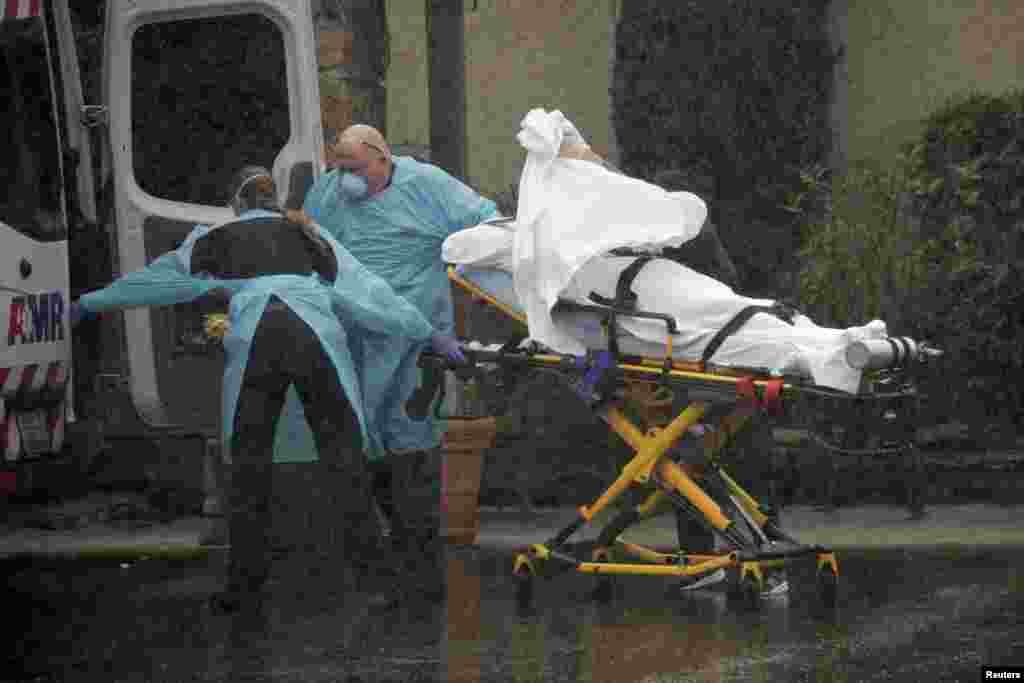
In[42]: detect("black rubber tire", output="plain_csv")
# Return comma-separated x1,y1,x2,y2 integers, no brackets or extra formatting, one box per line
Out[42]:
738,572,763,609
514,564,534,609
818,566,839,608
591,572,616,604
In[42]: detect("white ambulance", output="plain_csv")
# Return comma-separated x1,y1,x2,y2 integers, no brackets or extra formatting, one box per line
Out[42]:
1,1,80,464
1,0,323,494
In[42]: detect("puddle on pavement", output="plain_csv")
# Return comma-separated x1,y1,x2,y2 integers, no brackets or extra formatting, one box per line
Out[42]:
5,546,1024,682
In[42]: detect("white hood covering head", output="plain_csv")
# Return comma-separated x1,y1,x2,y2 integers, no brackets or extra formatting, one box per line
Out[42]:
512,108,708,355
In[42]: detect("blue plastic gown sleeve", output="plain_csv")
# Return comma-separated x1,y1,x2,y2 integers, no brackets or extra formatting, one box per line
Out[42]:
324,231,435,342
77,241,225,313
303,164,499,239
420,164,499,237
302,174,333,224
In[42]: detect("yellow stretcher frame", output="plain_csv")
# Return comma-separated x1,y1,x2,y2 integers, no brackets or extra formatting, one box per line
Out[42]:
444,266,909,608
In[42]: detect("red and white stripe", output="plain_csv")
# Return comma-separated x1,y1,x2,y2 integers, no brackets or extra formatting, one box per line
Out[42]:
2,0,42,21
0,361,67,461
1,366,28,397
45,361,65,391
2,409,20,462
0,361,64,398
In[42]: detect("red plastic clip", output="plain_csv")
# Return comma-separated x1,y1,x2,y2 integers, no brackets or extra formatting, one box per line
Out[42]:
762,379,784,416
736,377,758,413
736,377,784,415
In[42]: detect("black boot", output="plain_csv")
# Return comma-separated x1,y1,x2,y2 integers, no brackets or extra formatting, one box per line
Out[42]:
411,531,447,604
213,464,272,615
347,540,407,611
392,524,446,604
389,450,446,604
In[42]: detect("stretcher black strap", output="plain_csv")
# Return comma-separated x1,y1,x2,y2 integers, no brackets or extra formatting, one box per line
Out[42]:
700,302,798,368
587,256,653,311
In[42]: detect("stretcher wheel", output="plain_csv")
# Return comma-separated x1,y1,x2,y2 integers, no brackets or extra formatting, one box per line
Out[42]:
732,572,763,609
817,565,839,608
514,563,535,609
591,573,617,604
590,548,617,603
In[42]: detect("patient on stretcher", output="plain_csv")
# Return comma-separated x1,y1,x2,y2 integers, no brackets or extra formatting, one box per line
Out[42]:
442,108,925,394
443,221,889,393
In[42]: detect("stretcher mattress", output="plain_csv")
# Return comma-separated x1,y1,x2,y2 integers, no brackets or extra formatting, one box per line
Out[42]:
455,265,881,392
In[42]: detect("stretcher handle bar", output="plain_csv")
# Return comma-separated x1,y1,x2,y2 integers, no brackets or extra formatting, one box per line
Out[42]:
436,347,789,399
797,384,917,401
736,545,830,562
555,299,679,335
419,348,794,411
448,266,528,326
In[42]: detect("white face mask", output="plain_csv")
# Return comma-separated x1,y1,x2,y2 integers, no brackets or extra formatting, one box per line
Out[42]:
338,172,370,202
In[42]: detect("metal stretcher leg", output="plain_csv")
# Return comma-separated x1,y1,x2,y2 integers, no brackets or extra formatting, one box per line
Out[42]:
577,403,708,522
581,399,771,556
506,371,840,609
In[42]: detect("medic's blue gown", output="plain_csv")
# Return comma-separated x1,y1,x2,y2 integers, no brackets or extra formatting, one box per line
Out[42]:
303,157,498,454
77,210,435,462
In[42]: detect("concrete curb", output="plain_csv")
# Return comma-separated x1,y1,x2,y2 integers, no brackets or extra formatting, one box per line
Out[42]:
0,517,219,561
4,504,1020,561
476,504,1024,551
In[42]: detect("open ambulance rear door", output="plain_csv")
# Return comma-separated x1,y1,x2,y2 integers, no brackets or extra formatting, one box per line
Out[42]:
103,0,323,433
1,2,73,463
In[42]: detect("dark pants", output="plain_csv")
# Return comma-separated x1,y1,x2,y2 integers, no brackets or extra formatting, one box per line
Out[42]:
388,449,442,547
228,297,379,593
371,449,444,597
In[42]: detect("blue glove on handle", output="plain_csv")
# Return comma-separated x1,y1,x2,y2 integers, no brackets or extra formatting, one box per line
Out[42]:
430,332,466,364
69,301,97,328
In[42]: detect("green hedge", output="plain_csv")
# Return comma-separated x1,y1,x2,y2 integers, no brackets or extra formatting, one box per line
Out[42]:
796,91,1024,435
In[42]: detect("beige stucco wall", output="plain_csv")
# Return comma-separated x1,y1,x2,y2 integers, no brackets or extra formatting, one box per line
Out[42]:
836,0,1024,166
386,0,618,196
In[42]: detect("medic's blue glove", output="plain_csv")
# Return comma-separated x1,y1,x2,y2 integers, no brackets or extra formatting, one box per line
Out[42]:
69,301,97,328
430,332,466,364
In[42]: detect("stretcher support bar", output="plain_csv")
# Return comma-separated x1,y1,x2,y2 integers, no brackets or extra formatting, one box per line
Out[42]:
656,459,732,531
718,468,769,527
736,545,829,562
636,488,667,518
580,402,707,521
578,552,737,577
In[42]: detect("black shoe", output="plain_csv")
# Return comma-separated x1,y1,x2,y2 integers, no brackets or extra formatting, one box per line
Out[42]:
350,548,406,611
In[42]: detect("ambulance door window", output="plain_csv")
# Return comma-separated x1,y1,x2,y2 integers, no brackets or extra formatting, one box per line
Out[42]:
0,19,66,242
131,13,290,206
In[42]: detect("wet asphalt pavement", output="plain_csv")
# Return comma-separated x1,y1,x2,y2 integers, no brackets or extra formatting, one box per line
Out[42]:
6,542,1024,682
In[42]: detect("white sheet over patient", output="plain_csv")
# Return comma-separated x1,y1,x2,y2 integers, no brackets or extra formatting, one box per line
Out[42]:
442,108,890,392
513,108,707,355
443,224,888,392
567,257,886,392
